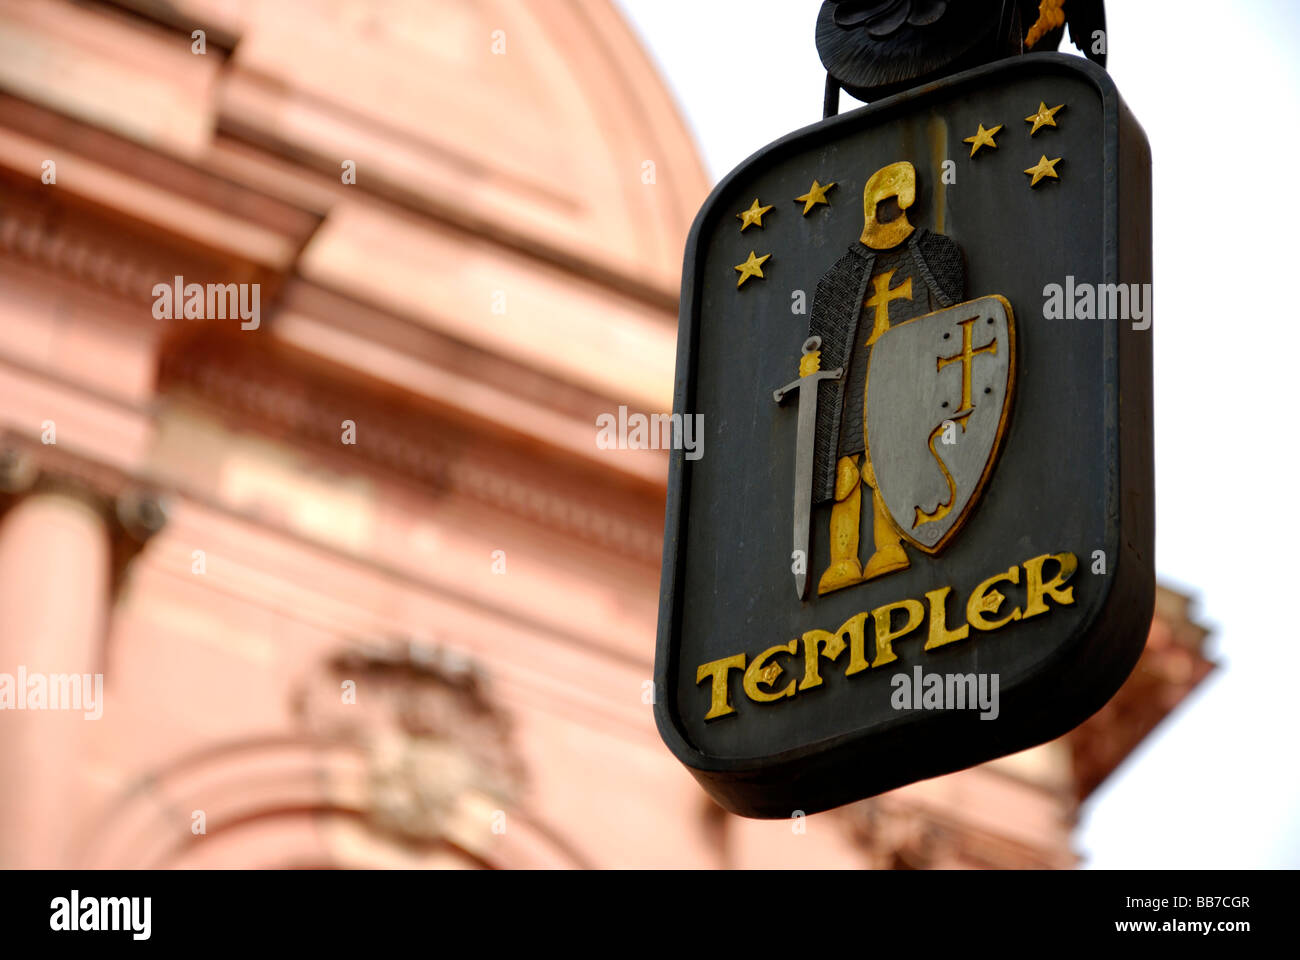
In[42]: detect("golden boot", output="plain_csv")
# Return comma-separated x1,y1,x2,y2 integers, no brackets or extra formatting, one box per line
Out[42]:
861,455,909,580
818,455,866,595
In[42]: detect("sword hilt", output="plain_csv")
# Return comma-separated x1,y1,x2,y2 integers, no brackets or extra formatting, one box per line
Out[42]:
798,337,823,378
774,336,843,402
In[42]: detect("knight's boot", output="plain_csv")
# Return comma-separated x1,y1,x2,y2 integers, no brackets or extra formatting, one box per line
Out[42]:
862,483,909,580
818,456,866,595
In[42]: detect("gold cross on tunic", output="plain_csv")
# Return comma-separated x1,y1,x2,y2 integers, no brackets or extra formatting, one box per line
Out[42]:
864,269,912,345
937,316,998,415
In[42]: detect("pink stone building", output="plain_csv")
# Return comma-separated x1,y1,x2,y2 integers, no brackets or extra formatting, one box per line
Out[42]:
0,0,1210,869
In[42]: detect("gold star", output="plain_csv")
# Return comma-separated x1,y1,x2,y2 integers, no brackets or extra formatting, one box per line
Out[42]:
734,250,771,288
794,179,836,215
1024,101,1064,136
1023,154,1062,187
737,198,774,232
963,122,1003,158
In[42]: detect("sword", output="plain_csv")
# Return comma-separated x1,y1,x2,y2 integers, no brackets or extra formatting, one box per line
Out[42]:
773,336,842,600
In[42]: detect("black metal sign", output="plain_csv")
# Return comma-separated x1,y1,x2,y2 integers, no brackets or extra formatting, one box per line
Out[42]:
654,53,1152,818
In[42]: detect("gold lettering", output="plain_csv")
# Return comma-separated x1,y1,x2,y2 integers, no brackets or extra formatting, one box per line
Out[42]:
744,640,799,703
924,586,970,650
799,625,849,690
967,565,1021,631
696,654,746,720
871,599,925,668
833,612,873,676
696,551,1076,723
1022,552,1077,618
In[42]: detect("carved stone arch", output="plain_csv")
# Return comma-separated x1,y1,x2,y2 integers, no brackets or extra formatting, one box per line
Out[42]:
74,736,590,869
76,639,592,869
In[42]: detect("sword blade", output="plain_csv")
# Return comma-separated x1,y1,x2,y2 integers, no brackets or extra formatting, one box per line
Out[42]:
777,366,840,600
790,387,819,599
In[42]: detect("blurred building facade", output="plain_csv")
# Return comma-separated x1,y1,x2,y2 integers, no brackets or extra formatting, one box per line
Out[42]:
0,0,1211,868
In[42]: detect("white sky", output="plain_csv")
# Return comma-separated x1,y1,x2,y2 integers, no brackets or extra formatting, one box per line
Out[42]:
618,0,1300,868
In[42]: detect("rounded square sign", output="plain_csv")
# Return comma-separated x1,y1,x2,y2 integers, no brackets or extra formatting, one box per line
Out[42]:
654,54,1154,818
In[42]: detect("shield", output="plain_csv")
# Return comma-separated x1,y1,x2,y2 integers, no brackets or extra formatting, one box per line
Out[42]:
865,295,1015,554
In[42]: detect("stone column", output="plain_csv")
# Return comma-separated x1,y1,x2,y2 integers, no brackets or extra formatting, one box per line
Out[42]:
0,491,110,868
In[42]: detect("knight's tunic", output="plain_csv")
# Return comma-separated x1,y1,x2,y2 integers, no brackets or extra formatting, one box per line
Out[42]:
806,228,965,504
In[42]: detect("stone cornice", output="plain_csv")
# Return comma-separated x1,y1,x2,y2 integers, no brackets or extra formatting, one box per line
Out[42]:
0,162,282,304
158,330,665,566
837,791,1076,869
1065,585,1215,803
